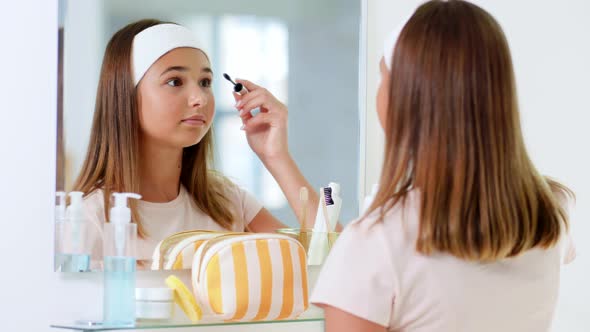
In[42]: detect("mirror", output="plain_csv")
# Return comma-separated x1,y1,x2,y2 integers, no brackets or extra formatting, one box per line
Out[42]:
55,0,362,271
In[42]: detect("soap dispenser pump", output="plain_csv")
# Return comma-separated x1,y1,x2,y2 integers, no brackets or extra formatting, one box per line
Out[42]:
103,192,141,326
67,192,87,252
55,191,66,222
54,191,66,271
55,191,91,272
62,191,91,272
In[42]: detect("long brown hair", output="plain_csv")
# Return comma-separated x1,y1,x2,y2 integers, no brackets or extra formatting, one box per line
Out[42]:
366,0,572,261
73,19,236,237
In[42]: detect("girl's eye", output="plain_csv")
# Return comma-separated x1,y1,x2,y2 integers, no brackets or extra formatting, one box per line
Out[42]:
200,78,212,88
166,78,183,87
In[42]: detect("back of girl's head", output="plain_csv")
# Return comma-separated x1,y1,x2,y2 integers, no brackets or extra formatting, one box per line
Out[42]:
369,0,571,261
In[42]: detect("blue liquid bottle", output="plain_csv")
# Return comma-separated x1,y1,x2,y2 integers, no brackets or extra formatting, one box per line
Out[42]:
103,192,141,326
103,255,135,325
55,253,91,272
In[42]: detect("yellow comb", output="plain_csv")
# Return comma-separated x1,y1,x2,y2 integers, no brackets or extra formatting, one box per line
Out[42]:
165,275,202,322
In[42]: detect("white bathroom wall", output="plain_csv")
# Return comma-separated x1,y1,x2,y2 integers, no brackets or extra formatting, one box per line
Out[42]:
364,0,590,331
0,0,59,329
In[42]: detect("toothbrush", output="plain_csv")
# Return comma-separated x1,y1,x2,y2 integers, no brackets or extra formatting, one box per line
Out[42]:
322,187,334,232
310,187,332,233
326,183,342,232
307,187,332,265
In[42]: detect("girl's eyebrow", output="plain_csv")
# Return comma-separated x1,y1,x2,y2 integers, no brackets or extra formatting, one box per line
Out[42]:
160,66,213,77
160,66,188,77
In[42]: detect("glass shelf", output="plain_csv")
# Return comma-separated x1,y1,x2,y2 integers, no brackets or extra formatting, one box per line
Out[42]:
51,307,324,331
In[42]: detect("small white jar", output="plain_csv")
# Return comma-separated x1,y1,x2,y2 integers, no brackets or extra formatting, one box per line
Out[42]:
135,288,174,321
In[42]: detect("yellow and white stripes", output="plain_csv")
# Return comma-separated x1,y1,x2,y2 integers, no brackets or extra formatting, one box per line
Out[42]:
153,231,222,270
194,235,309,321
164,235,215,270
173,239,207,269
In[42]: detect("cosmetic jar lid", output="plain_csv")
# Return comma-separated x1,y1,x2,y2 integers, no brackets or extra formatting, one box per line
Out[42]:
135,287,174,302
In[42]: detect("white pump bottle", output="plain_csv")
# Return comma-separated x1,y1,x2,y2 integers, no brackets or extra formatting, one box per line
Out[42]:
103,192,141,326
108,192,141,257
55,191,66,223
66,191,87,254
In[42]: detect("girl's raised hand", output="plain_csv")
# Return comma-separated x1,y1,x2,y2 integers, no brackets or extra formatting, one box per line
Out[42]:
232,79,289,163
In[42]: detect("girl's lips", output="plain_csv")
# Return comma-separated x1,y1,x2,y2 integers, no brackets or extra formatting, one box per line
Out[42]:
181,114,206,126
181,119,206,126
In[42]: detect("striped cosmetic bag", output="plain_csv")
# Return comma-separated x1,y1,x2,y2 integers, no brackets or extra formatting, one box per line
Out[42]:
191,233,309,321
151,230,228,270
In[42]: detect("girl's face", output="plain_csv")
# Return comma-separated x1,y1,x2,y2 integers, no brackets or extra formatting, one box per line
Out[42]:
137,47,215,149
376,57,390,130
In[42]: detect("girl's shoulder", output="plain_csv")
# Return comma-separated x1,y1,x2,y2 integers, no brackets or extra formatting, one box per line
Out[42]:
77,188,108,226
207,172,238,194
82,188,106,212
352,190,420,227
210,175,262,225
208,173,256,203
347,190,422,254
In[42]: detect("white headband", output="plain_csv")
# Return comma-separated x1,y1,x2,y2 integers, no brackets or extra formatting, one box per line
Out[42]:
382,12,414,71
131,23,203,85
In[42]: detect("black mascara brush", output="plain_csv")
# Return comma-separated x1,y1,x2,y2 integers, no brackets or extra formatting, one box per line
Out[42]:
223,73,249,95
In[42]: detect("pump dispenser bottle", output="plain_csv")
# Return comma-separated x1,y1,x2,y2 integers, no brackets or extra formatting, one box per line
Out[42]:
54,191,66,271
55,192,66,222
55,191,91,272
103,192,141,326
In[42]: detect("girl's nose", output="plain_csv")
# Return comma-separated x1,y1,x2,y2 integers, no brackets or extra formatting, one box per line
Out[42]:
188,87,206,108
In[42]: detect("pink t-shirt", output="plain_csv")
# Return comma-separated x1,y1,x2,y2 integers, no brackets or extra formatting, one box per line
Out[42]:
311,190,574,332
83,184,262,268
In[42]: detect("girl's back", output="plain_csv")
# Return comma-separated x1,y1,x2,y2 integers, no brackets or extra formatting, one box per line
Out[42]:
314,1,574,330
313,190,568,332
